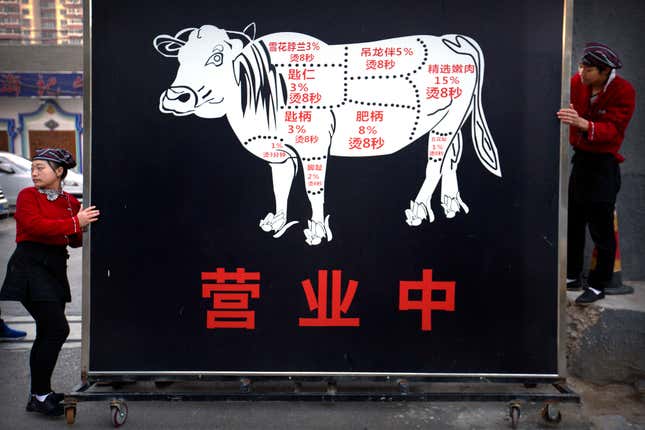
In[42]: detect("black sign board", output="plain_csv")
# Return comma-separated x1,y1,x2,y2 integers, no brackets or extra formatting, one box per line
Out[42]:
89,0,564,376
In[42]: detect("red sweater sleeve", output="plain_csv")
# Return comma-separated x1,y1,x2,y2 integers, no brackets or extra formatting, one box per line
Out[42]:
67,195,83,247
15,188,81,239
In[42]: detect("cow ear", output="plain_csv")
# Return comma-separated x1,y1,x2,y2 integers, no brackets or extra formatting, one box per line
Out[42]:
242,23,256,41
153,35,185,58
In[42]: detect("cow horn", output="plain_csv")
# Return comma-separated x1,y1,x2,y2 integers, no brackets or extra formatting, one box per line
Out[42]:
153,28,196,58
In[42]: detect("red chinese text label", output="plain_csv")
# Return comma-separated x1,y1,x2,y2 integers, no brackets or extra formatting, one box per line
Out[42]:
284,111,312,122
349,137,385,150
201,267,260,330
356,110,384,122
366,59,396,70
425,87,463,100
299,270,360,327
427,64,476,74
360,47,414,57
399,269,456,331
200,268,457,332
268,41,320,52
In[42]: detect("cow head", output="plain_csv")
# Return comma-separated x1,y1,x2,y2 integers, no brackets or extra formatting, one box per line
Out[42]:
153,24,254,118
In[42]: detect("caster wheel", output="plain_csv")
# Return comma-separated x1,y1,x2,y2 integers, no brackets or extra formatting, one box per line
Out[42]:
397,378,410,395
110,401,128,428
65,405,76,425
240,377,252,393
541,402,562,424
509,402,521,429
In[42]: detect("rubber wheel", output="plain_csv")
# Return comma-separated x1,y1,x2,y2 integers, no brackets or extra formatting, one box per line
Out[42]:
509,404,521,429
65,406,76,425
111,402,128,428
541,402,562,424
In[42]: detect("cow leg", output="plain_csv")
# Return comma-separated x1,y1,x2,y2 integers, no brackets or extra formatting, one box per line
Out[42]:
440,131,469,219
259,158,298,237
405,135,442,226
302,156,331,246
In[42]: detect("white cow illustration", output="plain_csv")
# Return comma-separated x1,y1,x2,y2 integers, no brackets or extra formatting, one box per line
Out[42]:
154,23,501,245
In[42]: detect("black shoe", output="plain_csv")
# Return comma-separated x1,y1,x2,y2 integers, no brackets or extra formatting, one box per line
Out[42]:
51,392,65,403
604,284,634,295
566,277,583,291
575,288,605,305
25,395,64,416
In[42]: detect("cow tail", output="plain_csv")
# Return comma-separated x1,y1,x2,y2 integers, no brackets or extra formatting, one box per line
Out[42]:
443,36,502,177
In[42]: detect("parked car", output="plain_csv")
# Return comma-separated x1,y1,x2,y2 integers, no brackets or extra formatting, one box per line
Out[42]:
0,151,83,211
0,185,9,217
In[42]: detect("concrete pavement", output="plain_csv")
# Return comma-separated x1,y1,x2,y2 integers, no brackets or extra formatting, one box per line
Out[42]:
0,315,81,351
0,344,594,430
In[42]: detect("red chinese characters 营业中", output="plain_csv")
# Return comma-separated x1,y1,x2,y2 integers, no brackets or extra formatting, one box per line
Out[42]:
201,268,456,331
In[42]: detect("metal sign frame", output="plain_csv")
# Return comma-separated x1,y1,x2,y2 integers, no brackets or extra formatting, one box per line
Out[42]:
81,0,574,383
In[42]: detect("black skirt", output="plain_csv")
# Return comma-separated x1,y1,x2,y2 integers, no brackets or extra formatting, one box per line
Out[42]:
0,241,71,303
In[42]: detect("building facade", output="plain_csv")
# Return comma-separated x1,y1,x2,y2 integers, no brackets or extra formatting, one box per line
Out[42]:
0,44,82,170
0,0,83,45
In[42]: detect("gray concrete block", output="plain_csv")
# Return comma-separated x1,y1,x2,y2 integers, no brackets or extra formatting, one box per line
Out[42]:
567,282,645,385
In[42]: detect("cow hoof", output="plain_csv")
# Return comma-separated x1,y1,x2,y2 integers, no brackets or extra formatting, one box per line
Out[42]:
304,219,328,246
441,193,469,218
405,201,433,226
259,211,286,233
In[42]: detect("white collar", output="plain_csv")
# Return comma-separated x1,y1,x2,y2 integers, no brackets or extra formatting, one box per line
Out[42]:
38,188,64,201
603,69,616,92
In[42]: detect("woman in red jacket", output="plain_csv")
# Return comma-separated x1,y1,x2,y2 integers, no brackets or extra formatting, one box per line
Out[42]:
0,148,99,416
557,43,636,305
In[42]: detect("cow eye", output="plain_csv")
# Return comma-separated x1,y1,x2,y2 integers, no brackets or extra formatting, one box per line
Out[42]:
205,52,223,67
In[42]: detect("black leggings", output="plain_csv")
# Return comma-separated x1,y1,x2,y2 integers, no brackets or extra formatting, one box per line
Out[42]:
21,301,69,395
567,200,616,290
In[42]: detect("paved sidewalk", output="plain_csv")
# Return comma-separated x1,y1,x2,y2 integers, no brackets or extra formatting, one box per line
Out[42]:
0,344,592,430
1,338,644,429
0,315,81,350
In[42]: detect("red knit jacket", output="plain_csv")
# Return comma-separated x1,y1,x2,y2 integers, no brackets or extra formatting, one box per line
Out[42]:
569,73,636,162
15,187,82,247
